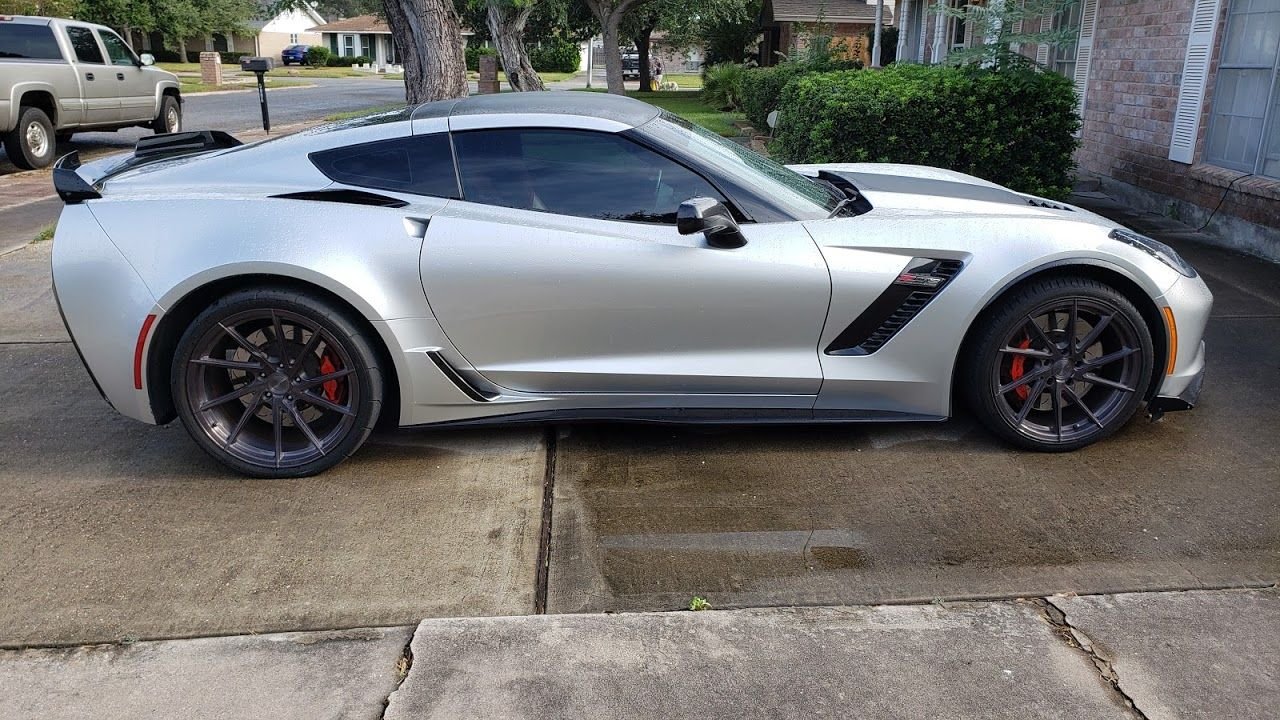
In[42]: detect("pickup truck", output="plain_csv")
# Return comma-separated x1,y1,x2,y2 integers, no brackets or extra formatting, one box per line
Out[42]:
1,15,182,169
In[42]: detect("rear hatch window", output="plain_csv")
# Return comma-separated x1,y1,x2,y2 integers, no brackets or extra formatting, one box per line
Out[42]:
0,22,63,60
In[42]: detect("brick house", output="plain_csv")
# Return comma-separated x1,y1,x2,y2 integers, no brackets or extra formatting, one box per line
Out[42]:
759,0,895,67
896,0,1280,260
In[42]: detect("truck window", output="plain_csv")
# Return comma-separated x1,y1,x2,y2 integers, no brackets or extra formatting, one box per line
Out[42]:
97,29,137,66
65,26,105,65
0,23,64,60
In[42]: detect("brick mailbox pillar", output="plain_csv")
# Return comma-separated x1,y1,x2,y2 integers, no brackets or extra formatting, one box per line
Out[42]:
199,51,223,86
478,54,500,95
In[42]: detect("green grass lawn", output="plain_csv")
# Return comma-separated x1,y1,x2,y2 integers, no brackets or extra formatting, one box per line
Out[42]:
160,62,393,80
324,104,408,122
179,78,311,94
629,91,744,137
662,73,703,89
466,70,578,84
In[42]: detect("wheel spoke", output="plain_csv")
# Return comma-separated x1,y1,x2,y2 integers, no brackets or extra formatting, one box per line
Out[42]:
1051,382,1065,441
285,401,326,455
1080,346,1138,371
272,399,283,468
999,346,1055,359
999,363,1053,395
1068,300,1079,349
272,311,288,365
1075,313,1114,355
295,367,354,390
198,381,262,411
291,329,324,380
191,356,262,371
225,391,263,444
300,389,355,416
1062,383,1105,429
1014,377,1049,425
1025,317,1058,355
1080,372,1135,393
220,323,272,364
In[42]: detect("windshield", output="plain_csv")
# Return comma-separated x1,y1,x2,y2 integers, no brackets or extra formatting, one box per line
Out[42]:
635,111,839,220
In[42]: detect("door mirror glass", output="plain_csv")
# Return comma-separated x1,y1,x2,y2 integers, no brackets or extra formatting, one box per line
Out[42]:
677,197,746,248
140,52,155,66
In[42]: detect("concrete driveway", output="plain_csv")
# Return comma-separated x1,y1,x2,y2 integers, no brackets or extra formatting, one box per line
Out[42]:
0,194,1276,649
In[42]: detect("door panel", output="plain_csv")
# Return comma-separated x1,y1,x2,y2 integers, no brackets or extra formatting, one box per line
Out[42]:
420,203,831,396
97,30,152,122
63,25,117,123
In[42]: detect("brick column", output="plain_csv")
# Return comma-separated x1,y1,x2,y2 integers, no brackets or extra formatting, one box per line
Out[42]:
199,51,223,86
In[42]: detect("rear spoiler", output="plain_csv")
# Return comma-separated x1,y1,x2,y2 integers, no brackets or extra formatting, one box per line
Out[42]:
52,130,244,205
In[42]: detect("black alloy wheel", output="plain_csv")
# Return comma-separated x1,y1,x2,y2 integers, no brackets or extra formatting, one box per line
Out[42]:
172,289,383,477
964,277,1153,451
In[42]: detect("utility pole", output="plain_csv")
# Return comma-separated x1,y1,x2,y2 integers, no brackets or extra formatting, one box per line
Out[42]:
872,0,884,68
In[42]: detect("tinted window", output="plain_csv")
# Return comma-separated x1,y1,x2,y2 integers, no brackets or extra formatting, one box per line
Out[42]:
310,133,458,198
65,26,104,64
0,23,63,60
98,30,137,66
452,128,726,224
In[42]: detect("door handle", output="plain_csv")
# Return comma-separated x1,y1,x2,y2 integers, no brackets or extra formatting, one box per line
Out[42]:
116,73,125,81
85,73,94,81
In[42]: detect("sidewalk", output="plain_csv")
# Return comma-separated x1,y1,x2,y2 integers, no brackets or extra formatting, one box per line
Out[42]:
2,587,1275,719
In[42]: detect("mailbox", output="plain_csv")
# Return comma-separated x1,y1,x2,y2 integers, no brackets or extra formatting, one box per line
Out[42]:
239,56,274,73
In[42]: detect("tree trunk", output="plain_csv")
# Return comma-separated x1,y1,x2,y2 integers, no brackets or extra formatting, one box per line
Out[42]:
382,0,468,103
487,2,544,92
633,25,654,93
600,10,626,94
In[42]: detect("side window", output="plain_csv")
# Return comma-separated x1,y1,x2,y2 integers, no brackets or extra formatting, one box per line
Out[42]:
98,30,137,66
309,133,459,198
0,24,64,60
452,128,726,224
65,26,104,65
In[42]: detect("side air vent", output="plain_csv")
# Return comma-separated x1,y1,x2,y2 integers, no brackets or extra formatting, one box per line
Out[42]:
426,351,498,402
825,258,964,356
1027,198,1074,211
271,189,408,208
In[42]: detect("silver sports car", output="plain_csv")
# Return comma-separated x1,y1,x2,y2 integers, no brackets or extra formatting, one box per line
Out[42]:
50,93,1212,477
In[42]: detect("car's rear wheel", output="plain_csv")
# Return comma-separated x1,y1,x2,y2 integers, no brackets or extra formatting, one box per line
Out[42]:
3,106,56,170
172,288,384,477
963,276,1153,451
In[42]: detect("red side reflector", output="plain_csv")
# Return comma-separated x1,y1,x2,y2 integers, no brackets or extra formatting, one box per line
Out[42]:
133,314,158,390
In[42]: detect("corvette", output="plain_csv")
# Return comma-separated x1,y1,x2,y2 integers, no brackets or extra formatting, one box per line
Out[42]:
50,93,1211,477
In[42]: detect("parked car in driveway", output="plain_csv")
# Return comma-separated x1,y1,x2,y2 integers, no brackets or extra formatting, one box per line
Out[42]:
0,15,182,169
622,52,640,80
49,93,1211,477
280,44,309,66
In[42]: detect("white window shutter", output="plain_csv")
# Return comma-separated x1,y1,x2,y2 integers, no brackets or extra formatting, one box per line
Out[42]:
1169,0,1224,163
1073,0,1100,122
1035,16,1051,66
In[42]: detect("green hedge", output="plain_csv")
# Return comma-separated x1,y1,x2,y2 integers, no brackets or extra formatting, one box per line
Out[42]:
740,64,807,130
531,39,579,73
774,64,1080,199
185,51,249,64
701,62,747,111
304,46,331,67
325,54,369,67
466,45,498,72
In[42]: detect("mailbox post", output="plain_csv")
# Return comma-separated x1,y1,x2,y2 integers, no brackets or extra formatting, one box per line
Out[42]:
239,56,274,132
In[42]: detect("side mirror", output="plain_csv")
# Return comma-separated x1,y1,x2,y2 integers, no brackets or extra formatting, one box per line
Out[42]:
676,197,746,249
139,53,155,66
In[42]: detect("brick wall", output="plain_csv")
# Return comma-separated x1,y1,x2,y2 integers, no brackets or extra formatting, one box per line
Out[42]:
1079,0,1280,235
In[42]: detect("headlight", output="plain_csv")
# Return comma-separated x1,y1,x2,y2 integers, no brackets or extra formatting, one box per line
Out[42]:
1108,228,1197,278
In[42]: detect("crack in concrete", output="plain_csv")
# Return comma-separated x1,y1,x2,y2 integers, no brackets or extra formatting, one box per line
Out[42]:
379,625,417,720
533,425,558,614
1036,597,1150,720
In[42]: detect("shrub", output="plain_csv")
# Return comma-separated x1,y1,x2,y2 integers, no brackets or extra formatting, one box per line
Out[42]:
151,49,182,63
701,62,747,111
774,64,1080,199
740,64,806,130
326,54,369,67
184,51,250,64
466,45,498,72
530,38,579,73
305,46,331,67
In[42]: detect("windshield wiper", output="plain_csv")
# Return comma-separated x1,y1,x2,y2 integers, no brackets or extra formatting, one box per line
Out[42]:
827,197,854,218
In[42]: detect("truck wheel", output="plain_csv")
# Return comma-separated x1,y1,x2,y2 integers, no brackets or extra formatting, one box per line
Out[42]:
153,95,181,134
3,106,56,170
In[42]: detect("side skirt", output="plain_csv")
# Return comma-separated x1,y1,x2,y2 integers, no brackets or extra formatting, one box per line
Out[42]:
404,407,947,429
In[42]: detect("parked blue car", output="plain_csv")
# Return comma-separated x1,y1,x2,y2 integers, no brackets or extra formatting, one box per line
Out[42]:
281,44,309,66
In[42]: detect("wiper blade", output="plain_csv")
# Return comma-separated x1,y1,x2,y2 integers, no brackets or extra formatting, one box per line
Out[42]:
827,197,854,218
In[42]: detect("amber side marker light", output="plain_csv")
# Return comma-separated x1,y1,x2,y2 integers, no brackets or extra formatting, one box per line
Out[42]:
1162,307,1178,375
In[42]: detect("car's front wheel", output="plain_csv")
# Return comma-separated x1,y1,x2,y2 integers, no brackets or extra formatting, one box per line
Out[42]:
963,276,1154,451
172,288,384,477
153,95,181,134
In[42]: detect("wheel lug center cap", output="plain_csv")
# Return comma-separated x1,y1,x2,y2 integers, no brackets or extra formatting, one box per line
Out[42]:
1052,358,1073,381
267,372,292,394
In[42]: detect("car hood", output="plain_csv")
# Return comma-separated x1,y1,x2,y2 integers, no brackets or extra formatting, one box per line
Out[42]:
787,162,1112,227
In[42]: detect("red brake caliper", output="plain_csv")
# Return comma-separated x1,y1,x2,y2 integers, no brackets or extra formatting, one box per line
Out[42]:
1009,336,1033,400
319,353,342,402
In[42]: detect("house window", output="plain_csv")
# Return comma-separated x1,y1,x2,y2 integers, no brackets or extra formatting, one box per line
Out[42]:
1205,2,1280,178
1048,2,1084,78
948,0,968,52
290,33,298,43
343,34,355,57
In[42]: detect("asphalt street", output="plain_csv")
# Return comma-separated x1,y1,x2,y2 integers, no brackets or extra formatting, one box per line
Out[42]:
0,187,1276,647
0,77,410,173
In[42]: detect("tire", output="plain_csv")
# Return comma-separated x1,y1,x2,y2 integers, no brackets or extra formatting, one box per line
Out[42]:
171,288,384,478
3,106,56,170
153,95,181,134
961,276,1153,452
